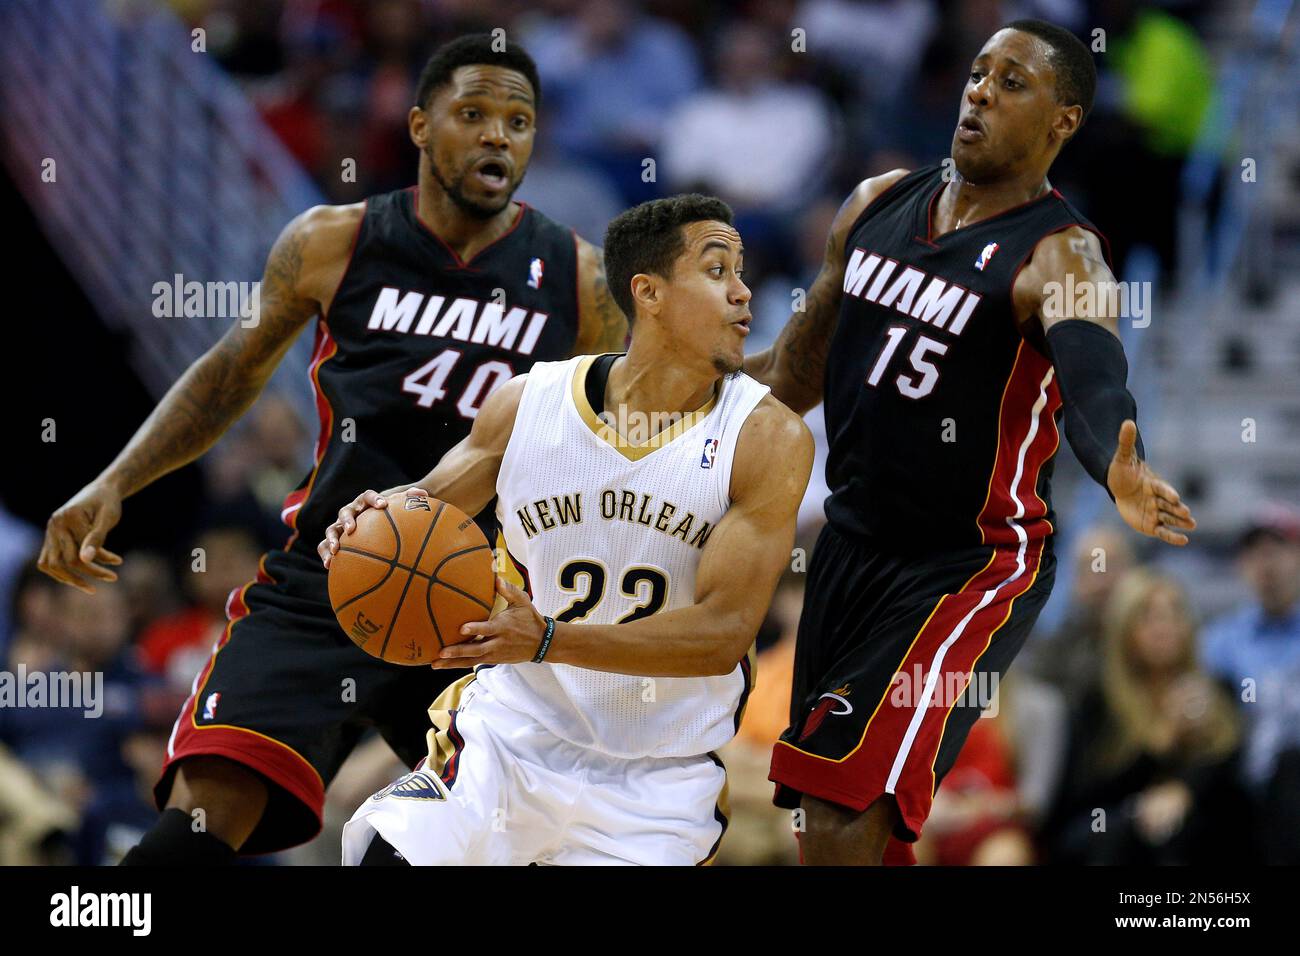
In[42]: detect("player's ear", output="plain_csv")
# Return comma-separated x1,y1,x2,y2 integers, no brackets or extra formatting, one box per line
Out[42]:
629,273,660,317
1053,104,1082,147
408,106,429,149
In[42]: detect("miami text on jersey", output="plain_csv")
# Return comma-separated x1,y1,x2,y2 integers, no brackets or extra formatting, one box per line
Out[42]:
367,288,551,354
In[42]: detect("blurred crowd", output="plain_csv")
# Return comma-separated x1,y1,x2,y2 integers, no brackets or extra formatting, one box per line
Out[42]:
181,0,1221,324
5,0,1289,865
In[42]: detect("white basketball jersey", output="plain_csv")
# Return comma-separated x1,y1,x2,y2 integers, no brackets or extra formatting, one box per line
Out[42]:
477,354,770,759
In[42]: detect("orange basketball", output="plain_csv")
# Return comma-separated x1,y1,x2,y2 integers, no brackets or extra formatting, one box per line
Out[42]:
327,493,495,665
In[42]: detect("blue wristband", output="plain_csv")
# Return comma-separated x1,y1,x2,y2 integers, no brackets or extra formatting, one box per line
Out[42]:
532,616,556,663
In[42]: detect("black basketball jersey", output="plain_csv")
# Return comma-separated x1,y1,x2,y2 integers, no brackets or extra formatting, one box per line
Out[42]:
823,164,1108,551
267,187,579,586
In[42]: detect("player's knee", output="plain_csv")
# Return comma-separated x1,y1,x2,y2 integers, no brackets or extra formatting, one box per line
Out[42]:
165,755,270,847
801,793,898,864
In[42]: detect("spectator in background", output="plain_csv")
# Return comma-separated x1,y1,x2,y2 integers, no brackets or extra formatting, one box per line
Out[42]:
205,394,310,548
117,551,184,641
660,21,834,216
1,585,171,863
0,501,39,660
1044,571,1245,864
1021,524,1135,706
1201,505,1300,863
523,0,701,202
917,673,1068,866
1060,0,1214,277
137,525,264,693
5,559,65,676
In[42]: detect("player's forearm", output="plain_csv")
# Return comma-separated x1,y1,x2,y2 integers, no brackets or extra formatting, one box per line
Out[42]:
547,601,754,678
98,344,268,498
399,456,500,522
1046,319,1144,489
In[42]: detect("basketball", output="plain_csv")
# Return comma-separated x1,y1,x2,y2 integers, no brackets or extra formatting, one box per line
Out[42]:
327,493,495,665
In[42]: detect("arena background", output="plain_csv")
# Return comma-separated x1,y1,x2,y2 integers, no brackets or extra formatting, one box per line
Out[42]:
2,0,1297,865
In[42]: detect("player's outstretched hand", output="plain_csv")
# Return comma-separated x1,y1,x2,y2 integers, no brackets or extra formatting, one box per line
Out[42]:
39,481,124,594
319,487,429,569
432,577,546,668
1106,420,1197,546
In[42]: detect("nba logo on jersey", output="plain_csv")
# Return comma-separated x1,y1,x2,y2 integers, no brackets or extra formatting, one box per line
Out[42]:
527,257,545,289
202,692,221,720
700,438,719,469
974,241,1000,271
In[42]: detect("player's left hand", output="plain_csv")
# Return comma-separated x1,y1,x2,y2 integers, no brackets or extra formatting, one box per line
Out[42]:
431,577,548,668
1106,420,1197,546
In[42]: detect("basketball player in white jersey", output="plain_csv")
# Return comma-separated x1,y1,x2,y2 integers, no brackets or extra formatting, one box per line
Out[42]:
318,194,814,865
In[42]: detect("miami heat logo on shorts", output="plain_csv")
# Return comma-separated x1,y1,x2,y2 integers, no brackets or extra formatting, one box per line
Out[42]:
799,686,853,741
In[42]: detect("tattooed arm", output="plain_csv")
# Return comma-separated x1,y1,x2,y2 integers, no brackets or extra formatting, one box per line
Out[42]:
744,169,910,414
572,235,629,355
38,203,363,592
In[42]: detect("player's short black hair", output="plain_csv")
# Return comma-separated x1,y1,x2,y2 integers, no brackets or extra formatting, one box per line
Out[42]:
603,194,735,324
414,34,541,111
1004,19,1096,127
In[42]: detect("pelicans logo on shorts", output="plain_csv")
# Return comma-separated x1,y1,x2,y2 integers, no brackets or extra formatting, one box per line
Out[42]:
372,770,446,803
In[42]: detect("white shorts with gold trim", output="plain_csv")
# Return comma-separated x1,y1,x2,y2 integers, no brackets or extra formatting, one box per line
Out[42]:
341,672,728,866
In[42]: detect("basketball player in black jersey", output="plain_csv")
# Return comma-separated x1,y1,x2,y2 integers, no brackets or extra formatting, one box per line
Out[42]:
37,35,626,864
745,20,1196,865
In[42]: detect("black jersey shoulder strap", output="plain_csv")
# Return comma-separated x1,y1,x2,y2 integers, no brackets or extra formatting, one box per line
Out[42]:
584,353,622,415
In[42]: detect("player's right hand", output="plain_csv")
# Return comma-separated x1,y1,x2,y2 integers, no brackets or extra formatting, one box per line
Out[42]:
1107,420,1197,547
39,482,124,594
319,487,429,569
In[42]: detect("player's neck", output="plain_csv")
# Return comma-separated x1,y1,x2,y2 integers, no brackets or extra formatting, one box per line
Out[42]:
605,345,719,421
935,170,1051,234
415,169,520,261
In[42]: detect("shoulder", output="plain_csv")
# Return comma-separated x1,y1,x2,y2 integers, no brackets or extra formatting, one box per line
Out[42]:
291,201,367,254
1013,225,1115,327
280,202,366,301
734,395,814,479
828,168,912,253
1024,225,1109,276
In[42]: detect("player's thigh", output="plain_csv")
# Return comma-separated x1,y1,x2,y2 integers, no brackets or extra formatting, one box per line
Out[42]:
552,752,728,866
773,540,1053,843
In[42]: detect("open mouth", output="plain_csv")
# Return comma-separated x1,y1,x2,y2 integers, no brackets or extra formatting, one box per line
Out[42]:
957,116,986,141
732,315,752,335
473,157,510,190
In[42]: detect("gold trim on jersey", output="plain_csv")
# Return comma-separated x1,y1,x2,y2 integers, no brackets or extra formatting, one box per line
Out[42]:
425,671,477,778
699,755,731,866
570,353,720,462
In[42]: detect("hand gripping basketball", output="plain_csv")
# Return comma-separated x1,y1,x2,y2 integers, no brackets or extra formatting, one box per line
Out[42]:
319,487,427,569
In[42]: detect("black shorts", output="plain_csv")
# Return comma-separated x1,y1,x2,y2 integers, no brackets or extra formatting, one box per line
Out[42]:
155,550,466,854
769,522,1055,843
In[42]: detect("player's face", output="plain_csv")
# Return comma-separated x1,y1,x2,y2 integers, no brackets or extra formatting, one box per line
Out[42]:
661,221,751,375
951,29,1070,181
413,65,536,218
